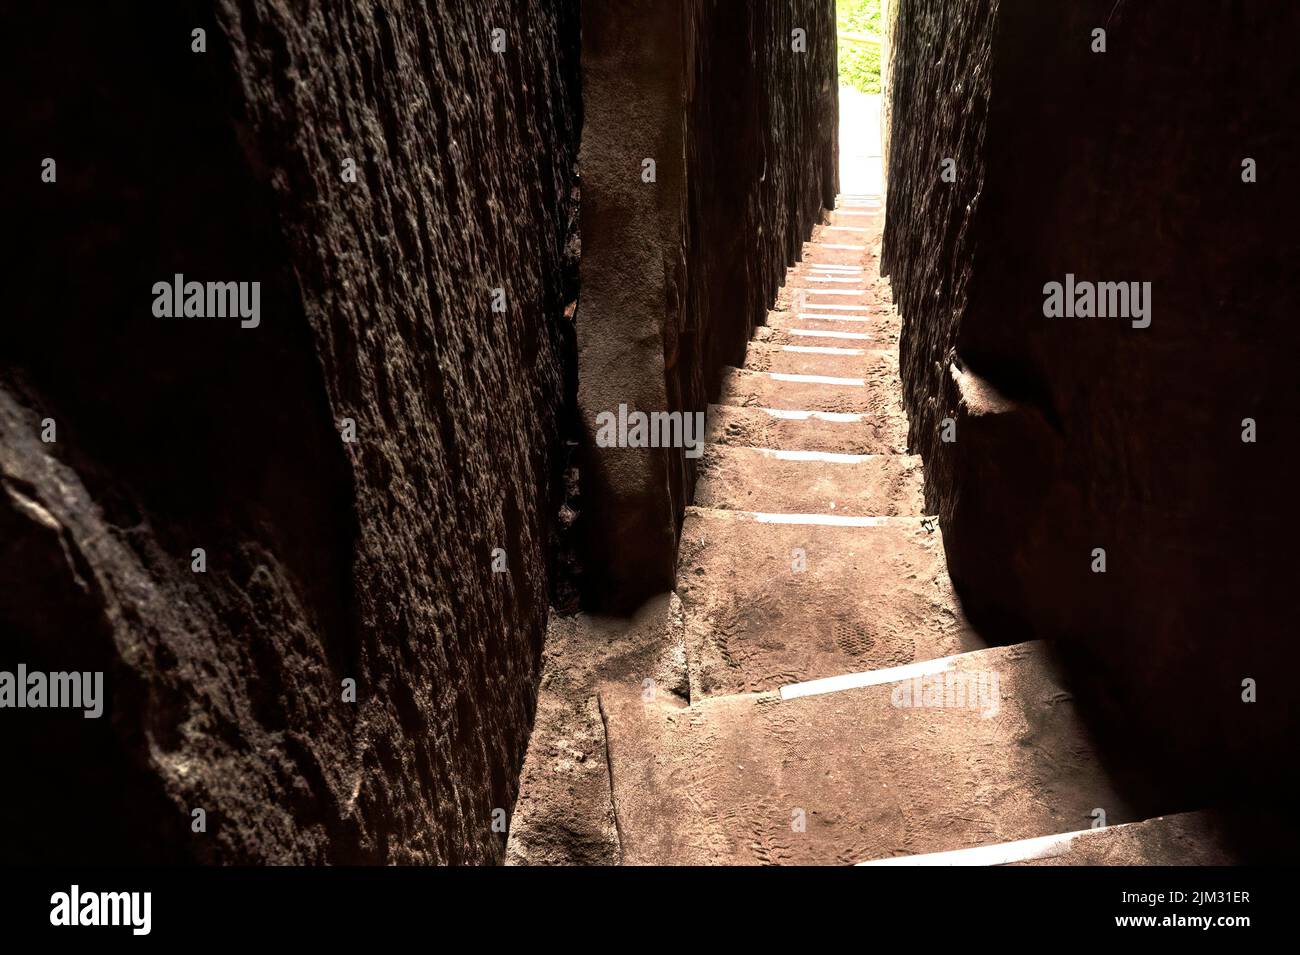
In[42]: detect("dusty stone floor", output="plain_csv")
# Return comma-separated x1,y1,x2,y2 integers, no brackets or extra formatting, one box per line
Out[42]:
505,595,686,865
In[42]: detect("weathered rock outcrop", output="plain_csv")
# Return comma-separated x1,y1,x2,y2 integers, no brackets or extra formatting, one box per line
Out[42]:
579,0,838,608
885,0,1300,806
1,0,579,864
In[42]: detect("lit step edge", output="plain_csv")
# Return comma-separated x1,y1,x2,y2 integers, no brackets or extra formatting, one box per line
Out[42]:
855,821,1158,867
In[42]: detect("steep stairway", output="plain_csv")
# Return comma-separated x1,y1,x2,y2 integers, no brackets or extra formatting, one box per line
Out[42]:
596,195,1228,865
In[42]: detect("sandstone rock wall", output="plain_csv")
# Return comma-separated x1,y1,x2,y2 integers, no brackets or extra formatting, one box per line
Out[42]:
1,0,580,864
882,0,995,511
579,0,838,608
885,0,1300,805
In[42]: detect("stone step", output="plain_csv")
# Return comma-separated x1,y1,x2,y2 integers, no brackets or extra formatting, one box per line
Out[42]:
775,284,881,311
790,272,867,287
799,243,871,267
762,309,899,343
765,309,880,331
718,362,902,415
770,285,893,307
857,812,1233,866
828,208,883,223
785,292,879,311
676,507,973,698
704,404,909,455
754,325,879,346
811,222,880,245
694,444,924,517
787,262,872,279
833,195,883,209
601,641,1139,865
742,340,889,378
815,223,875,240
781,281,875,297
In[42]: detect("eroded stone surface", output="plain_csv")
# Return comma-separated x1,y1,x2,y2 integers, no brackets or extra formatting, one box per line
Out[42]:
2,0,581,864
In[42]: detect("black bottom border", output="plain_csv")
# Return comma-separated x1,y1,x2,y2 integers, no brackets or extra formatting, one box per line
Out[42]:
0,864,1284,941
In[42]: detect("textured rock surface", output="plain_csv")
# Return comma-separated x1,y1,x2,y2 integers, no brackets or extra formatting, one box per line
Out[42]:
882,0,994,496
505,596,688,866
579,0,838,608
1,0,579,863
885,0,1300,805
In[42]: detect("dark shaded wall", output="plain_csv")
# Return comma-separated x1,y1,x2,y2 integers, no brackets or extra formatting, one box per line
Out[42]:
681,0,840,428
579,0,838,608
885,0,1300,806
1,0,579,863
883,0,995,488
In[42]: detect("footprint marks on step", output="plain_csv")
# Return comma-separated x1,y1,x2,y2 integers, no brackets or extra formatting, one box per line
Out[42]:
830,620,875,658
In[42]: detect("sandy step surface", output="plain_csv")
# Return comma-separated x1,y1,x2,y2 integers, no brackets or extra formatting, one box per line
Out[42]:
788,272,868,288
778,284,878,305
764,300,899,330
827,211,883,226
763,310,878,331
718,363,904,416
810,220,882,244
776,284,882,312
742,340,889,378
786,263,876,281
826,206,883,226
601,642,1137,865
694,444,924,517
704,404,909,455
754,324,880,346
677,507,971,698
762,312,900,347
798,243,874,267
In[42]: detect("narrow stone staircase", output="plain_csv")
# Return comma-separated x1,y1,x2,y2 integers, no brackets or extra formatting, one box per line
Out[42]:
592,195,1227,866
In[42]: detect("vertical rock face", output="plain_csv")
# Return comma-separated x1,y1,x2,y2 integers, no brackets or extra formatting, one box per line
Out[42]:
886,0,1300,804
681,0,839,429
577,1,692,605
882,0,995,504
1,0,579,864
579,0,838,609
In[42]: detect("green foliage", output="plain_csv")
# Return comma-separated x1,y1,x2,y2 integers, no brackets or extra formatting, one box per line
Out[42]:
837,0,883,94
